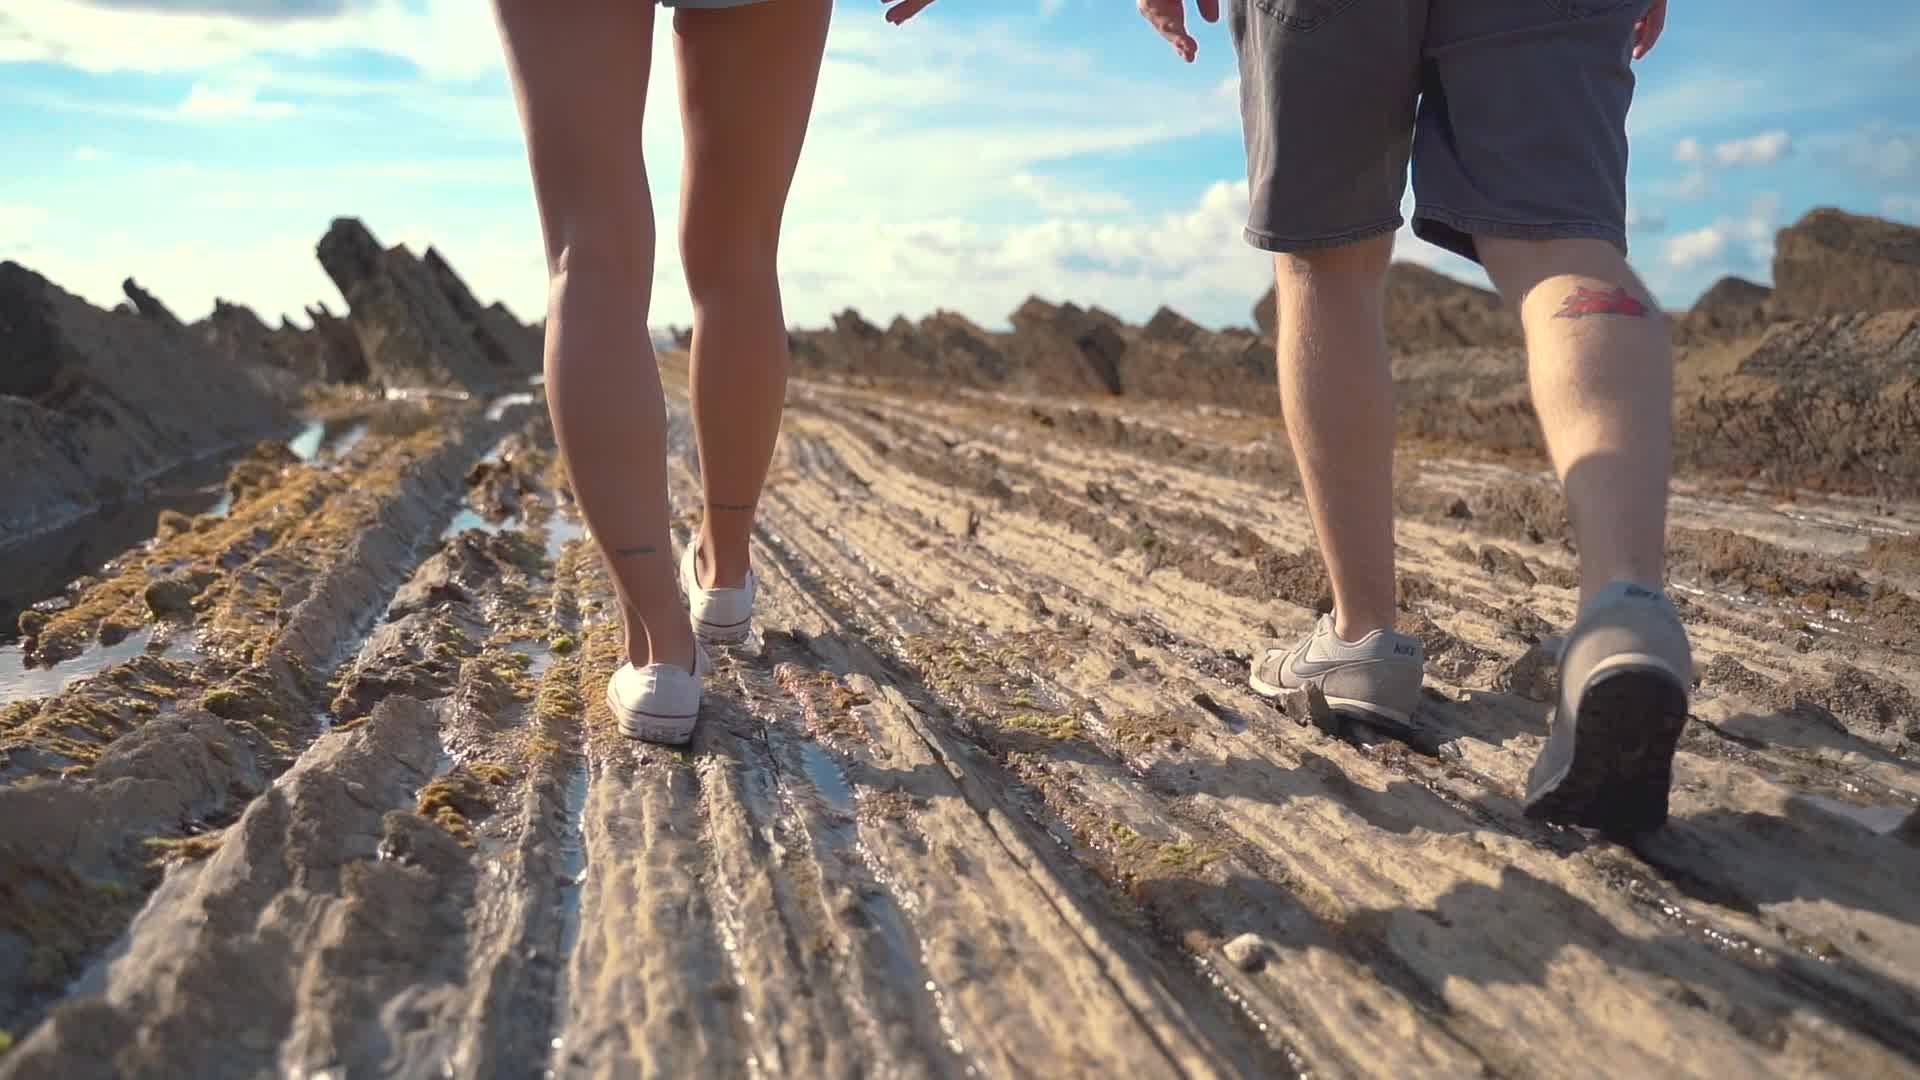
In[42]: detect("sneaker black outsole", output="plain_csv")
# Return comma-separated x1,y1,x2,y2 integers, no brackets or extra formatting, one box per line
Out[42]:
1523,667,1689,836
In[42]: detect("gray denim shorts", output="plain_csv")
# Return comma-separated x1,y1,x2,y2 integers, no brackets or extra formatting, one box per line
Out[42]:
1227,0,1649,262
658,0,768,7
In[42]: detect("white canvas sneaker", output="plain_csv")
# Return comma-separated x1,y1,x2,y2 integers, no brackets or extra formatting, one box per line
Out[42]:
607,639,710,745
680,542,756,645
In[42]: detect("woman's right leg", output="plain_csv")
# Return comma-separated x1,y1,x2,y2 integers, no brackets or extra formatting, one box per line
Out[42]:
494,0,696,673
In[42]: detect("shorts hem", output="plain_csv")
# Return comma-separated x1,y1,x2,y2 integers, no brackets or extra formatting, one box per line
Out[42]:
1414,205,1627,256
1243,216,1403,254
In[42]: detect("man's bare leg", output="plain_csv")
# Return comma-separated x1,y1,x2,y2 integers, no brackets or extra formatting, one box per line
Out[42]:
1272,233,1399,639
675,0,831,589
494,0,694,673
1247,232,1427,724
1477,236,1672,608
1479,235,1691,834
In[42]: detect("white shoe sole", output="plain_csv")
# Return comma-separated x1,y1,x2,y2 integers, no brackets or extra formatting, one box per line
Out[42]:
608,681,698,745
1248,669,1413,725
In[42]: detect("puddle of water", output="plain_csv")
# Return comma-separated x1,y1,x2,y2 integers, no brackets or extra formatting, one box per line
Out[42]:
287,416,373,463
797,741,855,818
441,509,521,541
543,515,586,564
288,419,328,461
1,625,161,702
545,759,590,1080
0,457,233,643
1797,794,1918,837
384,386,473,404
484,391,540,421
508,640,555,681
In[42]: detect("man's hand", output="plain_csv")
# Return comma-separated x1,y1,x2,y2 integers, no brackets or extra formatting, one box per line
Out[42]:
882,0,936,25
1141,0,1220,63
1632,0,1666,60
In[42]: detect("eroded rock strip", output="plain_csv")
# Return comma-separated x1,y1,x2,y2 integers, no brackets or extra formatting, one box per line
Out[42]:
749,393,1920,1076
551,563,749,1078
1,696,444,1079
0,408,524,1043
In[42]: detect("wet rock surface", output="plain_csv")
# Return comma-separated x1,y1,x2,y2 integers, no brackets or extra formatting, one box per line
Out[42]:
2,361,1916,1077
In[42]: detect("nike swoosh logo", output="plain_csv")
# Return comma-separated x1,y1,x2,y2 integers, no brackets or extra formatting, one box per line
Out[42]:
1286,655,1370,678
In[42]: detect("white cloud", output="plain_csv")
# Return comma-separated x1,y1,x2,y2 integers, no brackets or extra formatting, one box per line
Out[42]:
1007,174,1134,216
1884,195,1920,223
1626,205,1667,233
1,0,504,81
72,146,109,162
1659,169,1714,201
1663,193,1781,271
1812,124,1920,187
1711,130,1791,166
1664,225,1727,270
178,83,296,119
1672,130,1790,168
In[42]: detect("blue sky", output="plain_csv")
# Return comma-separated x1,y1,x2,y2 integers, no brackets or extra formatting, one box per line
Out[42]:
1,0,1916,333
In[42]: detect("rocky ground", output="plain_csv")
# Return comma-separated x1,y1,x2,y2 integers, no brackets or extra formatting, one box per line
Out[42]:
1,207,1918,1076
0,353,1915,1076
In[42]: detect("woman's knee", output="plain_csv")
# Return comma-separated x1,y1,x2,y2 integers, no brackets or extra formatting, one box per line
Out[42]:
543,201,656,284
678,212,778,305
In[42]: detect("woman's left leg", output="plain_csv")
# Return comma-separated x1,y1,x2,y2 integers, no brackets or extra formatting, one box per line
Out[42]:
673,0,833,591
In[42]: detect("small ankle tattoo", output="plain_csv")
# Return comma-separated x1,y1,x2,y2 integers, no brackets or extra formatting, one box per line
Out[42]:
710,501,755,513
612,544,658,558
1554,286,1649,320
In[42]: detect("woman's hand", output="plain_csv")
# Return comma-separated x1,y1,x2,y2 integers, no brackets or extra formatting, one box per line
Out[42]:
883,0,937,25
1141,0,1220,63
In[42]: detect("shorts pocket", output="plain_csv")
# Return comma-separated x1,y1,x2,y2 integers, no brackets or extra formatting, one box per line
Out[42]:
1251,0,1360,32
1538,0,1643,18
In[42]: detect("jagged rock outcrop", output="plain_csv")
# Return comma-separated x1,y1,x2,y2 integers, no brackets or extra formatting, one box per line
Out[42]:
1006,298,1128,395
121,278,182,329
1143,305,1204,345
0,262,294,540
1678,276,1776,343
421,247,542,374
317,218,539,393
196,299,370,385
1253,263,1520,350
1772,209,1920,319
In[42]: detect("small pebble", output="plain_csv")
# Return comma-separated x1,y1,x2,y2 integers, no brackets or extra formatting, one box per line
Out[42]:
1222,933,1271,973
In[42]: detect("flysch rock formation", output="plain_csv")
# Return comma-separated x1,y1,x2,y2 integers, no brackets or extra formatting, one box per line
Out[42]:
4,209,1920,1077
317,218,542,393
2,361,1919,1077
1677,275,1776,344
0,263,294,541
1772,207,1920,320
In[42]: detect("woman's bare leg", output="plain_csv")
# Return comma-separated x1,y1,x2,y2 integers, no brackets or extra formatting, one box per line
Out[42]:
494,0,695,671
674,0,832,589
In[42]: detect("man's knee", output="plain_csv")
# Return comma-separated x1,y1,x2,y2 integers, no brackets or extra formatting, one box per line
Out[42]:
1477,236,1644,308
1271,233,1394,300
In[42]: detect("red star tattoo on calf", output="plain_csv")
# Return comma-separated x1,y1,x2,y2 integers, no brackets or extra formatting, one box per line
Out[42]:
1555,286,1649,319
